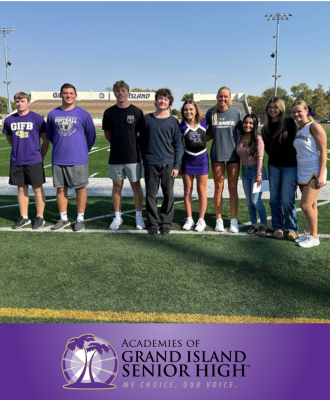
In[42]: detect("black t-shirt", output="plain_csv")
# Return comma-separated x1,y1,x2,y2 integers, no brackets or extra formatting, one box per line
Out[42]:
262,117,297,167
102,104,143,164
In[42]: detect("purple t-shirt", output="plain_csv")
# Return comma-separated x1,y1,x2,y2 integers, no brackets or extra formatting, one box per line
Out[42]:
46,106,96,166
2,111,46,165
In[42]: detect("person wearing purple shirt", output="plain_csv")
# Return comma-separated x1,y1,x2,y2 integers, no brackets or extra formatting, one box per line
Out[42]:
46,83,96,232
2,92,49,230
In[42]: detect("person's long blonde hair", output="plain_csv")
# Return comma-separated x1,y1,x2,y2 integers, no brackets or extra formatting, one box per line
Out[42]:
291,100,314,122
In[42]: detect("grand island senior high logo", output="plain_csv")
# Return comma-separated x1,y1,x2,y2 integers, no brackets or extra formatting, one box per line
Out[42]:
55,116,77,136
62,333,118,390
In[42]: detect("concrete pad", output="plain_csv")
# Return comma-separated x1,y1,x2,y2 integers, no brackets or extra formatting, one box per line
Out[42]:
0,176,329,200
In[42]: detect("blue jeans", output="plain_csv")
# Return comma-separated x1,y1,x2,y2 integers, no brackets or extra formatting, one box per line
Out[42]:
268,164,298,232
242,165,268,226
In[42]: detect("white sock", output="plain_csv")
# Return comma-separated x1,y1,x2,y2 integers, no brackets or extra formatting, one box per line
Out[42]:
136,211,142,217
60,212,68,221
22,215,28,219
115,211,121,218
77,213,84,222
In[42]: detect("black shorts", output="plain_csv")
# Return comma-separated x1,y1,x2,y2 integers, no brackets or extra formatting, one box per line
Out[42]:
9,162,46,187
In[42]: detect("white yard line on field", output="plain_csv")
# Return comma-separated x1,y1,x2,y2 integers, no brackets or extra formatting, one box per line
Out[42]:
1,197,329,238
83,198,190,223
89,173,99,177
0,147,11,150
88,146,109,154
0,226,329,238
238,200,330,228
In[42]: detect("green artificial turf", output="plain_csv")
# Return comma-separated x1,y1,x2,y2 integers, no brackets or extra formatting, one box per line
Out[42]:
0,231,330,323
0,195,330,323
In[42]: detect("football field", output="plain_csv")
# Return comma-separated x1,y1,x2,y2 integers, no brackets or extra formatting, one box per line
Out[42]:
0,128,329,324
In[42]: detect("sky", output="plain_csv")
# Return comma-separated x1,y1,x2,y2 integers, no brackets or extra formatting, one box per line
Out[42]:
1,0,330,109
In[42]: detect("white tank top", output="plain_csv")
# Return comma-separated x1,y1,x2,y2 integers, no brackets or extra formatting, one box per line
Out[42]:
293,122,320,164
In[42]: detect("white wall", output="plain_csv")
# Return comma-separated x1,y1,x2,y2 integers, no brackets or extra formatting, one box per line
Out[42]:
30,91,156,102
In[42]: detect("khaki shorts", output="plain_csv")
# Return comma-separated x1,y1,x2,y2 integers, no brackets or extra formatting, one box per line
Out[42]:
109,163,142,182
52,164,89,189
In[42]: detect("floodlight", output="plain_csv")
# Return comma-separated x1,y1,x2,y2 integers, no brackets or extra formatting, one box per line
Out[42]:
1,27,14,113
265,13,292,96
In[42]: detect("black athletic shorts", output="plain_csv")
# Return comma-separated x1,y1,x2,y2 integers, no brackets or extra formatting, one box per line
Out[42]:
9,162,45,187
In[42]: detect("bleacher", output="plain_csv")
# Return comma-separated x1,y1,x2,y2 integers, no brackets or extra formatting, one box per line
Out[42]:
196,100,249,117
29,100,62,116
29,99,155,119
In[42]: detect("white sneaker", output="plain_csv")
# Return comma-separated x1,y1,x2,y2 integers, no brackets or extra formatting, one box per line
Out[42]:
182,217,195,230
215,218,224,232
229,218,239,233
195,218,206,232
295,232,309,243
136,215,145,230
298,234,320,248
109,217,123,230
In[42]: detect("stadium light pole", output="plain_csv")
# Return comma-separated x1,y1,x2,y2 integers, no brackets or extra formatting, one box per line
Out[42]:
265,13,292,96
1,27,14,114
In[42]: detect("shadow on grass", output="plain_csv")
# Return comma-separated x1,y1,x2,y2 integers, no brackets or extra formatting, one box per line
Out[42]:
123,232,330,319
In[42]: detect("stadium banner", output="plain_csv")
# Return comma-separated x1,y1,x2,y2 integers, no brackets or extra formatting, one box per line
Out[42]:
0,323,329,399
30,91,156,102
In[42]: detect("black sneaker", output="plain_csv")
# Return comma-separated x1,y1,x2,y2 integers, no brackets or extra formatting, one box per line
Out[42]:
147,228,159,236
160,227,171,235
74,220,85,232
32,217,45,230
51,219,71,231
12,217,31,229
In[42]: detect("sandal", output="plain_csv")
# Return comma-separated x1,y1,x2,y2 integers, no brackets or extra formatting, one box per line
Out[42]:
256,225,268,236
247,226,258,235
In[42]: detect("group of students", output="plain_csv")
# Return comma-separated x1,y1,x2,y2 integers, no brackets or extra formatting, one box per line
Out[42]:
180,87,327,248
3,84,96,232
2,82,327,248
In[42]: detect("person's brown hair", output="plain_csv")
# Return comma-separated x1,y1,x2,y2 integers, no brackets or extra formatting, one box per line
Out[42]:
14,92,31,102
113,80,129,92
155,88,174,107
60,83,77,94
181,100,204,124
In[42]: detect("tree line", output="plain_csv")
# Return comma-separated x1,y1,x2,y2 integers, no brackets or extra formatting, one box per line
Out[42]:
0,96,16,114
247,83,330,120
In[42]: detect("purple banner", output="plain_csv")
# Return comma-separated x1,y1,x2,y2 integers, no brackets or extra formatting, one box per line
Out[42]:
0,324,329,399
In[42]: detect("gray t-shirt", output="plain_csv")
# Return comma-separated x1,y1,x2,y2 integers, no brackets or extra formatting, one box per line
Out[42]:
206,106,242,162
